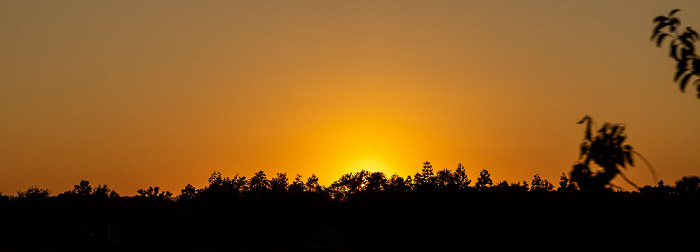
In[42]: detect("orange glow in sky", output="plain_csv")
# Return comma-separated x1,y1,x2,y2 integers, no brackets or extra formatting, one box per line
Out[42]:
2,1,700,195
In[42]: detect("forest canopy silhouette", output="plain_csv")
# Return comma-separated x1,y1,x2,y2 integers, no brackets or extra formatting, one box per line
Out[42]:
2,164,700,250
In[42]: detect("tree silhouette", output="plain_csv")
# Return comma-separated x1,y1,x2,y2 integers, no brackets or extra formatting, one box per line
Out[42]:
305,174,322,193
453,163,472,190
288,174,305,193
365,171,387,192
269,172,289,193
93,184,113,198
59,180,113,198
249,170,271,195
674,175,700,196
557,173,577,192
136,186,172,198
475,169,493,190
179,184,197,200
652,9,700,98
530,174,554,192
386,173,411,193
329,171,369,200
73,180,92,196
202,171,248,198
109,190,120,198
435,168,455,189
16,186,51,199
413,161,436,190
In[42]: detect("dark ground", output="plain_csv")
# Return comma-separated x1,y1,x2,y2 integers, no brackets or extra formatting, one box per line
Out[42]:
1,190,697,251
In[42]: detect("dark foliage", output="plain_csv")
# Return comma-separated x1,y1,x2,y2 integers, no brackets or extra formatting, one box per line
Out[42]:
571,115,640,192
2,168,699,251
652,9,700,98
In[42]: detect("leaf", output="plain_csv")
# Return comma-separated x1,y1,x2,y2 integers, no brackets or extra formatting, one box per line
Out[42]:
670,43,679,60
670,9,681,16
611,125,620,138
616,152,626,168
686,42,695,55
675,61,688,81
626,152,634,167
679,72,693,92
651,30,660,41
693,59,700,73
651,22,670,40
681,47,693,60
670,18,680,32
688,27,699,40
577,115,590,124
656,33,668,47
653,16,668,24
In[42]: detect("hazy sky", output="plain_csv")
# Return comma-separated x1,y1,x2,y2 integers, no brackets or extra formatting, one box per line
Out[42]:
2,0,700,195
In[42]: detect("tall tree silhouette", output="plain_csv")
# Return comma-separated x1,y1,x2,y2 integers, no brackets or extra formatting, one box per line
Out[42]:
329,171,369,200
305,174,322,193
93,184,113,198
413,161,436,190
179,184,197,200
73,180,92,196
288,174,305,193
249,170,271,196
453,163,472,190
365,171,387,192
269,172,289,193
475,169,493,190
530,174,554,192
652,9,700,98
675,175,700,196
557,173,577,192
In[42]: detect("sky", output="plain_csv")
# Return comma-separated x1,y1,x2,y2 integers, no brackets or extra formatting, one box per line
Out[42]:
2,0,700,196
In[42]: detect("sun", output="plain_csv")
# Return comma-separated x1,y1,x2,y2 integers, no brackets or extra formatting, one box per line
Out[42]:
296,113,419,184
348,157,390,174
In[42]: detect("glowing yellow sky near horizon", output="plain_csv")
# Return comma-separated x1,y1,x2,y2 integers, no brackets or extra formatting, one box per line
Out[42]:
2,0,700,195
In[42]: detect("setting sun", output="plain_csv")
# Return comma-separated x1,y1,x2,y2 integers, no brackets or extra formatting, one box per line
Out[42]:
347,157,390,176
293,114,415,185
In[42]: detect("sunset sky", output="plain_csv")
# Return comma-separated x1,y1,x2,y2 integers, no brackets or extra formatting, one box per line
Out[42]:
2,0,700,195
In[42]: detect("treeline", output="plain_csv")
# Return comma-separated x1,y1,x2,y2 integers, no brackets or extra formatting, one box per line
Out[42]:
1,162,700,250
5,161,700,202
177,162,561,202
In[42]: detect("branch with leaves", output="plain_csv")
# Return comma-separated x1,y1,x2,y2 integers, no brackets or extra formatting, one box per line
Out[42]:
571,116,635,191
652,9,700,98
571,115,657,191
